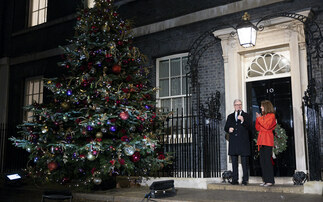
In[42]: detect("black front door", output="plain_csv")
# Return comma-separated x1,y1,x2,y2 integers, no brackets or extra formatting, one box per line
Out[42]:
246,77,296,176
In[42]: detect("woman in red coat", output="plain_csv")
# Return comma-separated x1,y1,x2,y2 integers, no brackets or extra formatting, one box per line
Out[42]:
256,100,276,187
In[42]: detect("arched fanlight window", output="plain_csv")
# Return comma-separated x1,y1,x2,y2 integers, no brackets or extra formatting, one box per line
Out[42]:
247,53,290,79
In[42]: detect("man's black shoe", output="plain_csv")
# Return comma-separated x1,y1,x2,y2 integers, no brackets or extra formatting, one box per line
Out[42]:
230,181,239,185
242,181,248,186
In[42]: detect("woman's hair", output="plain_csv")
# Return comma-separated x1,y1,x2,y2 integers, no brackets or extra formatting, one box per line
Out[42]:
261,100,275,115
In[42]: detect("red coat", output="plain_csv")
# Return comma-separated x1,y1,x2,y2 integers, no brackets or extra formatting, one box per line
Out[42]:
256,113,276,149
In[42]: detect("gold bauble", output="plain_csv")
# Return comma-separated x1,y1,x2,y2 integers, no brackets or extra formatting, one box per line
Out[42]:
102,24,110,32
41,126,48,133
96,132,103,139
61,102,69,110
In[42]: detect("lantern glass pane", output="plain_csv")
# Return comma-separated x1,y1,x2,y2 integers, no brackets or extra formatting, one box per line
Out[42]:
237,27,256,48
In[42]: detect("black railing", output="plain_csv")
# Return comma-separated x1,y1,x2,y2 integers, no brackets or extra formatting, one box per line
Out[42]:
0,122,28,174
0,122,6,173
161,108,221,178
303,103,323,180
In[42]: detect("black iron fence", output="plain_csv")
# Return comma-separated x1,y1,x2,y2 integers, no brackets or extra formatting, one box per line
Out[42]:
160,107,222,178
303,103,323,180
0,122,6,173
0,123,29,174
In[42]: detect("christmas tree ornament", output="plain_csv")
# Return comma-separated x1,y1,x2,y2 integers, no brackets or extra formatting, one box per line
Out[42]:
96,132,103,138
93,177,102,185
124,145,135,156
63,115,68,122
119,111,129,120
50,146,55,154
90,67,96,74
61,102,70,110
48,161,58,171
131,151,140,162
87,125,94,131
26,146,32,153
101,127,108,133
67,89,72,96
112,64,121,74
101,24,110,32
41,126,48,133
109,126,116,132
86,153,96,161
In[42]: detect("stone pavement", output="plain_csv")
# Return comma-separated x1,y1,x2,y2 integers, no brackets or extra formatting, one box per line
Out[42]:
0,183,322,202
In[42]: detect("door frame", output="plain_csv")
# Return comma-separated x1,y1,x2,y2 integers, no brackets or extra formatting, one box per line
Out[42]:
214,11,309,174
246,77,296,176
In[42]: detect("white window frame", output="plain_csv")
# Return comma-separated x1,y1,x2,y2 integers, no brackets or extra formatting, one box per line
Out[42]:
245,52,291,82
24,76,44,121
29,0,48,27
156,53,191,114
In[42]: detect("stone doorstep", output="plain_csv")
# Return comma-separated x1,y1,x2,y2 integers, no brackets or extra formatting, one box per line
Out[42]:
207,183,304,194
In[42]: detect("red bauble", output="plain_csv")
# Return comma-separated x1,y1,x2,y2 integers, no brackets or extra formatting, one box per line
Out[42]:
48,161,58,171
158,154,165,160
112,64,121,74
119,159,125,165
131,152,140,162
120,111,129,120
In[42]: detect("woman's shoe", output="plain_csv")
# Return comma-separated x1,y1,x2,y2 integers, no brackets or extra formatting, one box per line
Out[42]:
259,182,265,186
264,183,273,187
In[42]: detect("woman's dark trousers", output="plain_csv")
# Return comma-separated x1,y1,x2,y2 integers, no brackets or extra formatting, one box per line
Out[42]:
259,146,275,183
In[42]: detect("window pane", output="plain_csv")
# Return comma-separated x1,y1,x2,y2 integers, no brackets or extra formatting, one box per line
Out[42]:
172,98,182,111
184,97,191,115
39,0,45,9
161,99,171,112
27,81,33,94
181,77,191,96
159,79,169,97
256,57,266,71
39,9,45,24
39,0,46,8
39,94,43,103
27,112,33,122
182,56,188,75
171,77,180,96
28,95,33,105
170,58,180,76
32,0,38,11
31,12,38,26
34,81,40,93
40,81,44,93
33,94,39,103
87,0,95,8
159,60,169,78
44,8,47,21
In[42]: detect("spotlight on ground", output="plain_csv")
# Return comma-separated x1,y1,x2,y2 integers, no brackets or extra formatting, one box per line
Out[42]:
149,180,176,198
4,173,23,186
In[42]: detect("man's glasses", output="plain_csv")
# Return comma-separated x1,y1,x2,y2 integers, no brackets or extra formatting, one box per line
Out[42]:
234,104,242,106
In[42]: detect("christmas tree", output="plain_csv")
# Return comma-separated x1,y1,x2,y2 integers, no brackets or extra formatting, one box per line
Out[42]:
10,0,171,187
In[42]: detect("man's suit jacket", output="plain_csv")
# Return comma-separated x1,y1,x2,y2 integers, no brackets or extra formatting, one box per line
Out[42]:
224,111,251,156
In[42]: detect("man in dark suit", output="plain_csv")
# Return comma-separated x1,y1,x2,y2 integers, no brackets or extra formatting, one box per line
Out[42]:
224,99,251,185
